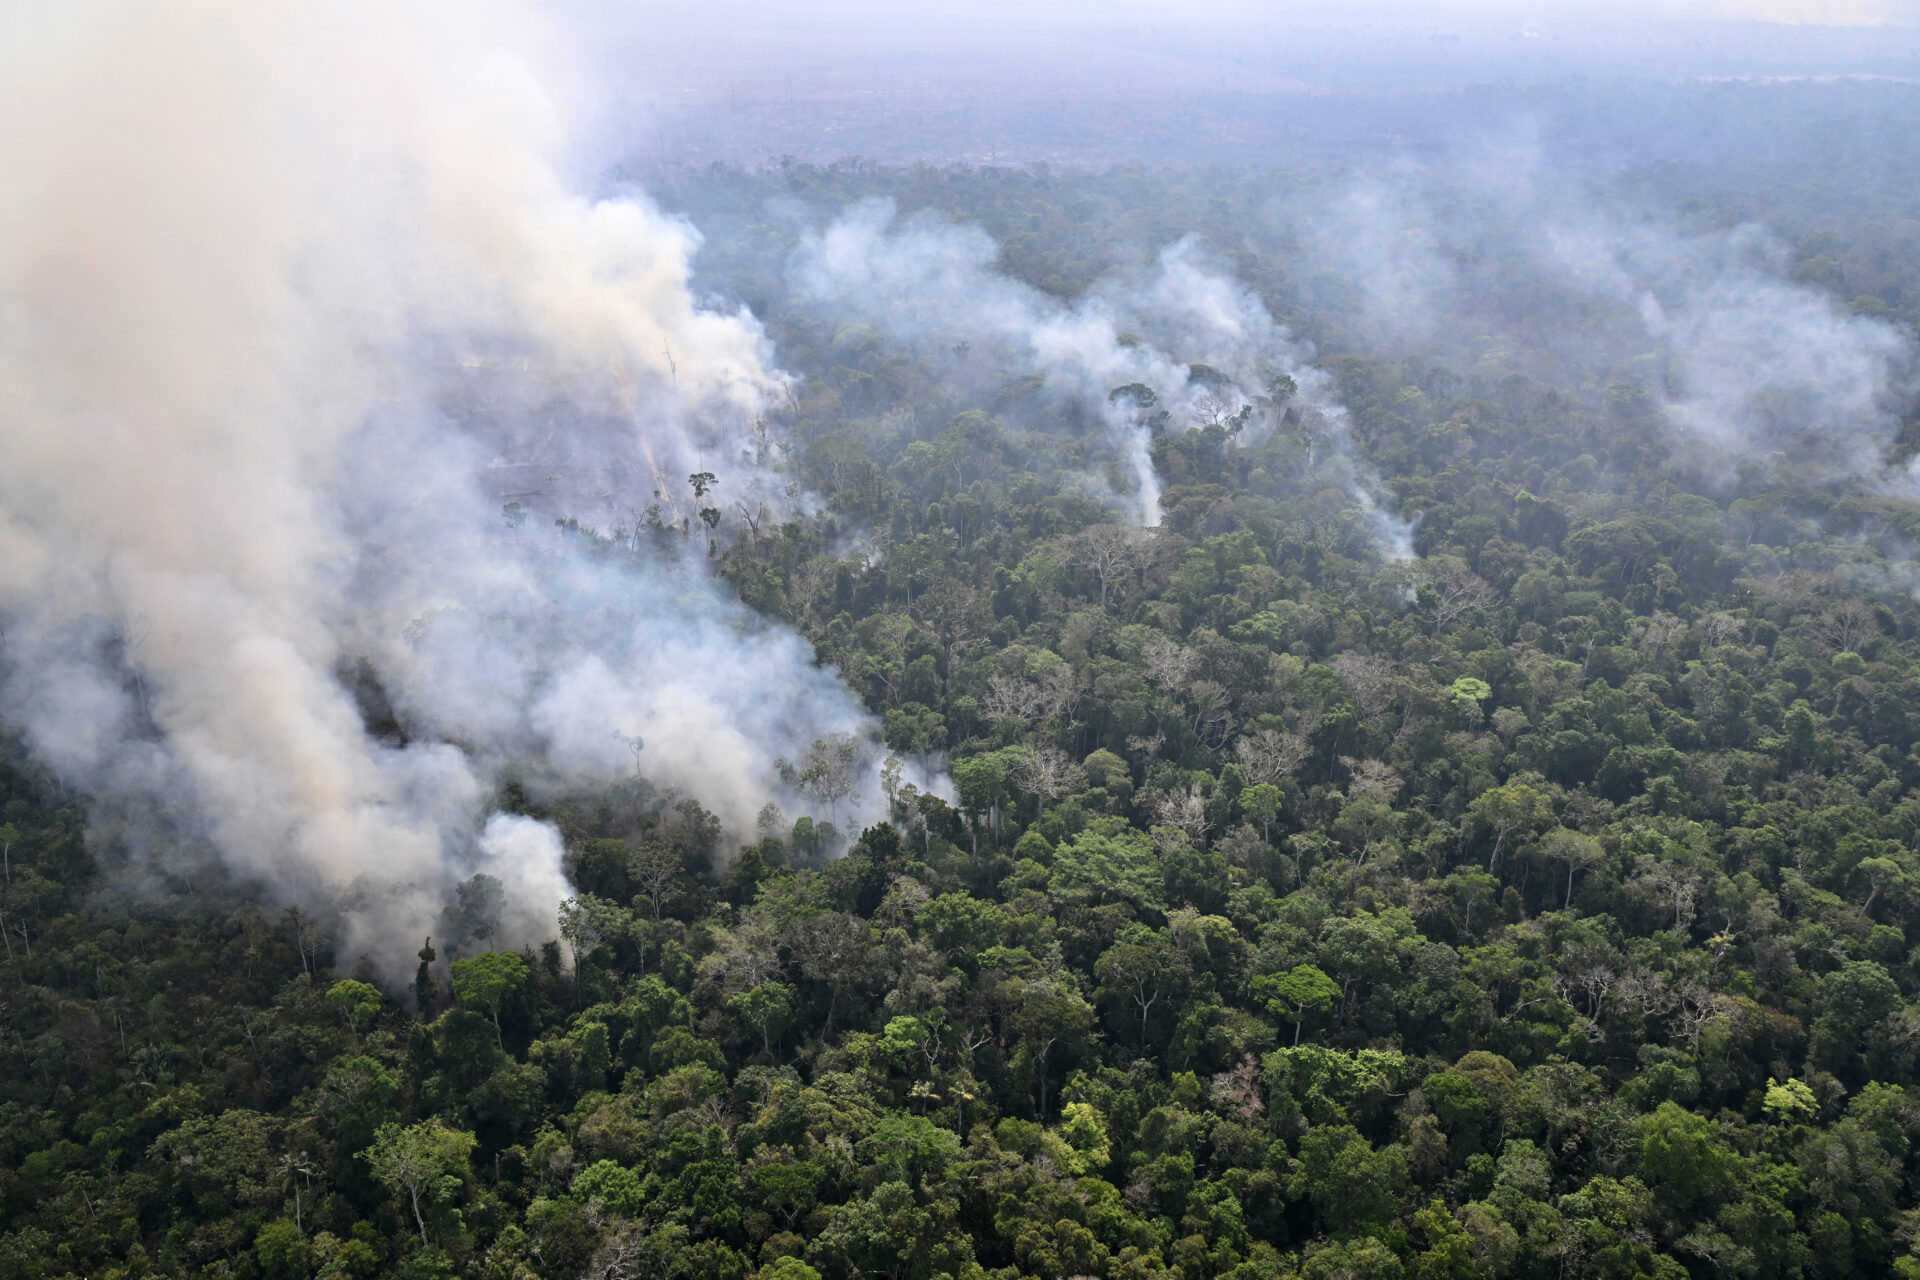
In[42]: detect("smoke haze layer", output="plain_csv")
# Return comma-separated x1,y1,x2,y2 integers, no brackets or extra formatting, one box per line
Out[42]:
1297,156,1917,493
788,197,1413,553
0,1,899,976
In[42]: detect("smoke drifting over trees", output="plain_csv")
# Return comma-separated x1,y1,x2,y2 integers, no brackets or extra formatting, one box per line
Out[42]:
15,3,1920,1280
1302,158,1917,488
4,2,1916,983
787,199,1410,550
0,1,911,974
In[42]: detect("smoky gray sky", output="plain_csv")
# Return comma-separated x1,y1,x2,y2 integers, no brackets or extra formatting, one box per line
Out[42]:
600,0,1920,85
621,0,1920,32
564,0,1920,171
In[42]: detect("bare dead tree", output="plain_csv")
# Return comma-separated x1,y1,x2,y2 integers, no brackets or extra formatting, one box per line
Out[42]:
1808,596,1880,655
1142,637,1197,692
1208,1055,1266,1123
1191,389,1240,428
732,500,768,544
282,907,321,977
1064,523,1149,608
1427,559,1498,632
1011,744,1086,819
581,1221,696,1280
1126,731,1166,763
1341,757,1403,804
1186,679,1236,749
1330,653,1397,723
1696,611,1746,648
748,412,781,464
1034,664,1084,722
1616,966,1679,1022
1636,611,1686,658
787,912,878,1032
982,666,1083,726
1683,664,1728,725
982,675,1036,724
1149,782,1213,846
1672,982,1731,1046
1630,856,1704,933
786,555,838,621
626,840,680,923
1234,727,1310,786
700,915,786,994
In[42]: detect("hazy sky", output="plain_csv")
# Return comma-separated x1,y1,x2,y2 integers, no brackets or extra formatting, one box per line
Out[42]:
598,0,1920,108
622,0,1920,32
1120,0,1920,21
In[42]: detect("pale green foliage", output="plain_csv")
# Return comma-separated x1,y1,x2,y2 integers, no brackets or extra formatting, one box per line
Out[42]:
361,1121,476,1243
449,949,529,1047
1052,1101,1111,1175
1763,1077,1817,1122
1264,1045,1409,1125
325,979,381,1042
1448,676,1492,706
573,1159,645,1216
1252,963,1339,1043
1046,820,1166,912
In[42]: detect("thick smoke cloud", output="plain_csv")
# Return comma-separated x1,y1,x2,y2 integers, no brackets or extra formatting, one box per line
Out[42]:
790,197,1413,554
0,2,899,976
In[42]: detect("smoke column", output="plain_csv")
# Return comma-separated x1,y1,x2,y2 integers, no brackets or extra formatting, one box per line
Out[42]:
1550,221,1914,482
1309,164,1914,492
0,2,899,974
790,198,1413,554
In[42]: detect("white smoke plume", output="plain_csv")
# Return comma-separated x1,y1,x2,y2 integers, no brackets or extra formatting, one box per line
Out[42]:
0,2,904,976
789,197,1413,554
1304,161,1915,490
1546,220,1915,481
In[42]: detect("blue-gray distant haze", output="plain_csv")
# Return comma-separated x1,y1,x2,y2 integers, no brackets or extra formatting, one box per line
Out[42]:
610,3,1919,495
604,1,1920,504
588,3,1920,171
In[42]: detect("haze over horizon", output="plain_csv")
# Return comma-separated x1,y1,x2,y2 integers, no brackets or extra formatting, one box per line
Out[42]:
576,1,1920,173
7,6,1920,1279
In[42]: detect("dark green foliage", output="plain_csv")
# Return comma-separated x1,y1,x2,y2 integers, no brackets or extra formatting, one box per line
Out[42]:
12,149,1920,1280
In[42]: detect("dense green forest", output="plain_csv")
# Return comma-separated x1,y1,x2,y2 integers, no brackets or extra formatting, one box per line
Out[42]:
9,138,1920,1280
